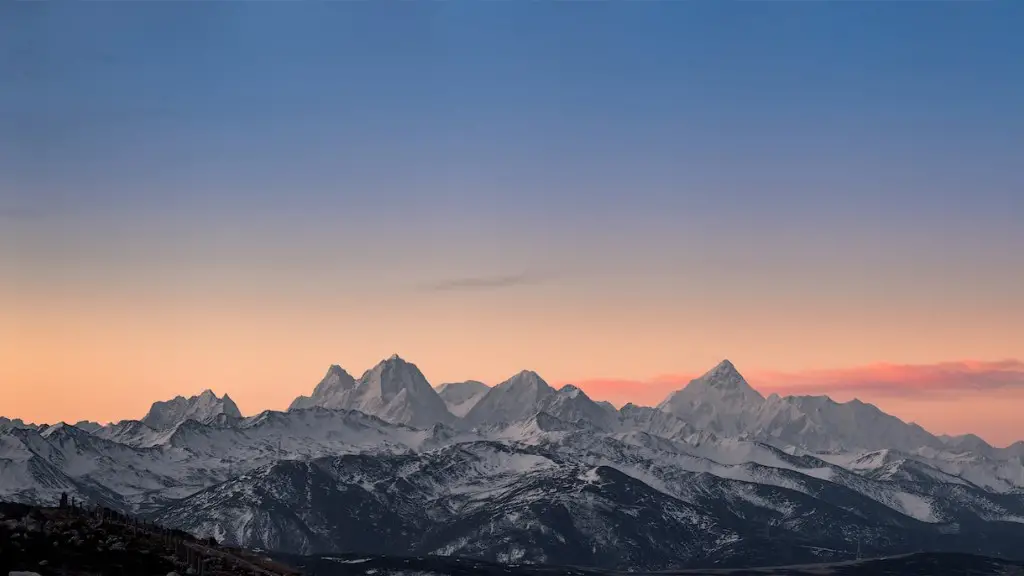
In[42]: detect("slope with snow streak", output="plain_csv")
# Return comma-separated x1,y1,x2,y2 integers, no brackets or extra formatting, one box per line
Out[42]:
435,381,490,418
155,444,739,568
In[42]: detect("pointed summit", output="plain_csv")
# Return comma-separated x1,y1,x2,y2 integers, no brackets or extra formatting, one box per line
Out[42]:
710,359,737,374
463,370,556,426
656,359,764,436
290,365,357,411
361,355,433,398
684,359,762,400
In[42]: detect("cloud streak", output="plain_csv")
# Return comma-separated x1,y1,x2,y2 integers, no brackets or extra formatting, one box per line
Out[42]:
571,360,1024,408
758,360,1024,398
419,270,556,292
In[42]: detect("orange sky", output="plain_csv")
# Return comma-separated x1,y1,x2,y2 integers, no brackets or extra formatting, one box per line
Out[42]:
3,280,1022,445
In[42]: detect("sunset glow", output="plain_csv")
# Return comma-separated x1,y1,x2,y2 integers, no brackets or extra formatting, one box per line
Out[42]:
3,2,1022,448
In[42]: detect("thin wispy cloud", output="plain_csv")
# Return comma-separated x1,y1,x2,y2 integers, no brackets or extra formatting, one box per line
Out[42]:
759,360,1024,399
0,202,71,222
571,360,1024,408
419,270,557,293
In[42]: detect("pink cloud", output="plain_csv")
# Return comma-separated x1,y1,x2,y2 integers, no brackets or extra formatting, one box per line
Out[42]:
570,360,1024,408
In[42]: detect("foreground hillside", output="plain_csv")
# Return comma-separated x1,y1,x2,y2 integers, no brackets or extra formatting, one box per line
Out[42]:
0,502,299,576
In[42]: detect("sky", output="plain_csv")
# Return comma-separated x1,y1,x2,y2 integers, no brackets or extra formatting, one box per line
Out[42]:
2,2,1022,445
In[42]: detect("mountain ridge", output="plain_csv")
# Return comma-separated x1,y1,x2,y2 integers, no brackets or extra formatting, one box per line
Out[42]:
7,356,1019,449
4,365,1024,570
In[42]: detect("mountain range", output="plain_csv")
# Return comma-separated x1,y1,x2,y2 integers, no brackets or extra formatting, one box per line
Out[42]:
3,355,1023,571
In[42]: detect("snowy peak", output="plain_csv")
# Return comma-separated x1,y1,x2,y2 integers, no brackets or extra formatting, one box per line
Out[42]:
436,380,490,418
506,370,551,391
140,390,242,430
463,370,556,426
288,355,454,428
692,359,763,398
540,384,617,429
289,364,357,410
657,360,765,436
318,365,357,394
558,384,583,398
358,355,436,400
659,359,764,408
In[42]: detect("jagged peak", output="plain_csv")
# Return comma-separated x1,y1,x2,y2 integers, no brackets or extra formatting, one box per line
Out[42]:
324,364,351,377
141,389,243,430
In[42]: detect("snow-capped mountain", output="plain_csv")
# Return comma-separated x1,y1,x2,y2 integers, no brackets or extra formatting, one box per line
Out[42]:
463,370,554,426
141,390,242,430
751,393,944,453
3,355,1024,570
288,365,358,411
435,380,489,417
658,360,765,437
288,355,455,428
657,360,952,454
462,371,617,429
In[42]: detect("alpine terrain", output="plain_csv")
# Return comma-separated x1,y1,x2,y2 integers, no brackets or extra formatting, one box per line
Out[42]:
3,355,1024,571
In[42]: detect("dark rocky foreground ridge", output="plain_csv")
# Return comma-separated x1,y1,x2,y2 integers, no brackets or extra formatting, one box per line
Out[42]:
4,500,1024,576
0,501,299,576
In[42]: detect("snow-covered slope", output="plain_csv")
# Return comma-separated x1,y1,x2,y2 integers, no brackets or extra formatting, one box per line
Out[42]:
141,390,242,430
752,394,943,453
435,380,489,417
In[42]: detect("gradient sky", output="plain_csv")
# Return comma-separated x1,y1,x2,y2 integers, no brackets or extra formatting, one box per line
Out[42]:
2,2,1022,445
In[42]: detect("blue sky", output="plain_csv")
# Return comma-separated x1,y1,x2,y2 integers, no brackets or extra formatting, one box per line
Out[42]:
3,1,1023,437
